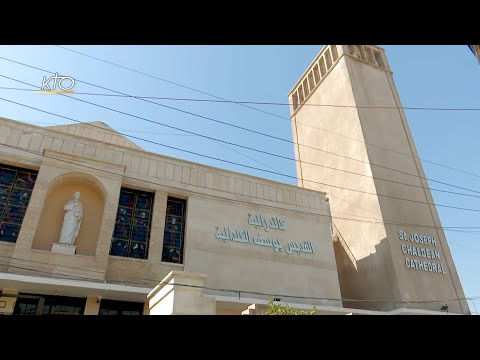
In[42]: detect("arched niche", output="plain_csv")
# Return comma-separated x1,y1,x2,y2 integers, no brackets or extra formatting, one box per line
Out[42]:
32,172,106,256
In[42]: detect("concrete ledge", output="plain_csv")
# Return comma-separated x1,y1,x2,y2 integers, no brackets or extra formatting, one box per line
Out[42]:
51,243,76,255
0,272,151,302
147,270,216,315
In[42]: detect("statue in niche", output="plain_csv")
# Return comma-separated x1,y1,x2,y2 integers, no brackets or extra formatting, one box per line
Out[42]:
58,191,83,246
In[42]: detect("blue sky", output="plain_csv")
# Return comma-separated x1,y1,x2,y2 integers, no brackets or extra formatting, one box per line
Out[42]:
0,45,478,313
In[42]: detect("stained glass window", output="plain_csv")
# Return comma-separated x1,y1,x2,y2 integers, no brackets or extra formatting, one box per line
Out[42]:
0,165,37,243
109,188,154,259
162,197,186,264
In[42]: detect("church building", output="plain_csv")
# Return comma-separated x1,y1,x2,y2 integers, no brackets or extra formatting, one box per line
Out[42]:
0,45,469,315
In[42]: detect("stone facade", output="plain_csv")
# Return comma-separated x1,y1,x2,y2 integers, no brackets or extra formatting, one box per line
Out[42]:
0,116,340,314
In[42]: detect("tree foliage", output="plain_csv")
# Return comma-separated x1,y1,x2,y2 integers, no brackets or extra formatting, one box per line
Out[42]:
262,300,317,315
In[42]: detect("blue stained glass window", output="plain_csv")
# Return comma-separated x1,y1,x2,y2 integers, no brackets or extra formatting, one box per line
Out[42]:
165,215,183,232
116,206,133,224
119,192,135,208
134,209,150,227
0,165,38,243
11,189,31,207
135,195,152,210
166,200,184,217
109,188,154,259
0,223,21,243
129,242,146,258
162,197,186,264
113,223,132,240
14,172,37,190
163,231,182,249
110,239,129,257
0,169,16,187
3,205,27,224
131,226,148,242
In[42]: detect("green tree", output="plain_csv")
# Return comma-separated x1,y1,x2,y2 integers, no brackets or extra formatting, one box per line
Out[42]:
262,300,317,315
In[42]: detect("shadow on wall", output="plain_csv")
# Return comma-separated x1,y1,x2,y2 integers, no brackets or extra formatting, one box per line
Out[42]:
31,172,106,256
333,226,470,314
333,232,395,312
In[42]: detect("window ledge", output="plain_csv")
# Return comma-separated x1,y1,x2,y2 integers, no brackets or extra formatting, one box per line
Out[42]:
29,248,95,258
108,255,149,262
0,241,16,246
160,261,184,268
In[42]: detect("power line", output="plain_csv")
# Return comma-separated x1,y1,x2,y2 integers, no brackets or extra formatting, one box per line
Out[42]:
49,45,480,181
448,240,480,254
2,134,479,308
2,85,480,111
0,97,476,314
4,86,480,195
0,256,476,308
4,87,480,183
24,87,480,198
1,57,480,193
53,45,290,122
3,72,480,204
19,121,285,176
4,95,480,214
1,139,479,232
16,121,480,231
25,121,480,234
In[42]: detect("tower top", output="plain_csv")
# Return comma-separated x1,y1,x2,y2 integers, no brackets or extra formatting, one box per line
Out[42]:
289,45,391,114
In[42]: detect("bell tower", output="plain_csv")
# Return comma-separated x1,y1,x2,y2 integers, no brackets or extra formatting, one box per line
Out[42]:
289,45,469,313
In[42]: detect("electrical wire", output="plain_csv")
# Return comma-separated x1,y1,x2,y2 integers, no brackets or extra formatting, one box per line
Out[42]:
3,94,480,215
0,139,479,233
1,57,480,194
2,84,480,111
12,120,480,231
0,257,476,308
50,45,480,181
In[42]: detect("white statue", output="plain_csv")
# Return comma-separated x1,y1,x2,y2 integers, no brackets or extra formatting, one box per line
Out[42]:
58,191,83,246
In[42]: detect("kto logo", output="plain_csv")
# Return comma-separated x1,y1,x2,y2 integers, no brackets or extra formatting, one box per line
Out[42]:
38,73,75,94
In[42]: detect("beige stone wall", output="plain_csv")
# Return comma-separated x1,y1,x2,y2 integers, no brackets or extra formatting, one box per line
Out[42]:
290,51,395,310
0,117,338,307
0,243,14,272
46,122,144,151
290,45,468,313
348,51,467,313
184,194,341,307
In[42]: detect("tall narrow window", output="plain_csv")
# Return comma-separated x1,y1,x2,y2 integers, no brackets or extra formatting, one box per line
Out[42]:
0,164,37,243
162,197,186,264
110,188,154,259
308,72,315,91
325,49,333,69
292,92,299,111
312,64,320,84
330,45,338,62
373,50,385,68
